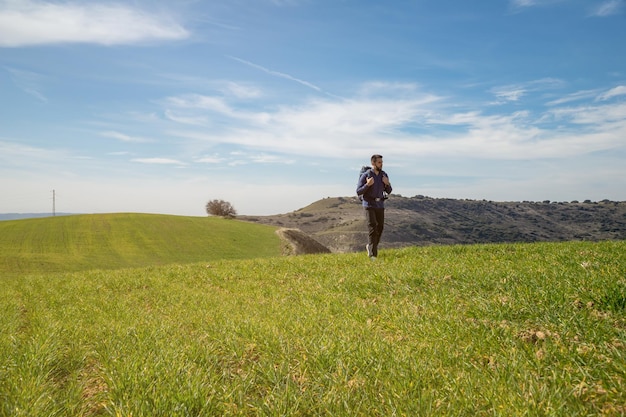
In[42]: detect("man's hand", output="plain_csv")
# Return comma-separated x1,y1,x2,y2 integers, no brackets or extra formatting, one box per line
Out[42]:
382,176,390,186
366,176,374,187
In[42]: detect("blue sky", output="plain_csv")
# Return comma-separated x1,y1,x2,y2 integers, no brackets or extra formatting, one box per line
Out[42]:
1,0,625,216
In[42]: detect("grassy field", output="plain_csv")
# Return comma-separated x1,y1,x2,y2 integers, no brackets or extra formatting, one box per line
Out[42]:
1,222,624,416
0,213,282,276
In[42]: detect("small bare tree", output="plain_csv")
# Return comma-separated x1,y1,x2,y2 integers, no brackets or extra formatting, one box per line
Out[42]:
205,199,237,218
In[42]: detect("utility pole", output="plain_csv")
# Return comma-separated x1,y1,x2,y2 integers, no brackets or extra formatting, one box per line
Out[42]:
52,189,56,216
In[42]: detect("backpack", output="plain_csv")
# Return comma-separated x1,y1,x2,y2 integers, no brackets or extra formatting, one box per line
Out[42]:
357,165,372,201
357,165,390,202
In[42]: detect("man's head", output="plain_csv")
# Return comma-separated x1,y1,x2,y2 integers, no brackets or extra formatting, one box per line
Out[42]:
371,154,383,172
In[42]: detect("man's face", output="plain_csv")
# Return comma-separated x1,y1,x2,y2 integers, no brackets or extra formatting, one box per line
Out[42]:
373,158,383,170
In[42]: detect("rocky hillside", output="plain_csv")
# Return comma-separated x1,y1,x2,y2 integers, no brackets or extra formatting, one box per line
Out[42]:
240,196,626,253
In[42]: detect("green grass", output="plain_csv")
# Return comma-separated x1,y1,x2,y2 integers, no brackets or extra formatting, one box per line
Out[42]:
0,213,282,276
1,238,625,416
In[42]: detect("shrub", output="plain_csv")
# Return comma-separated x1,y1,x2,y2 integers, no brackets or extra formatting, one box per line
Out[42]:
205,199,237,218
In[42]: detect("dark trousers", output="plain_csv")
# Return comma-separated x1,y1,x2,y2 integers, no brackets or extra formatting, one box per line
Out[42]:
365,207,385,256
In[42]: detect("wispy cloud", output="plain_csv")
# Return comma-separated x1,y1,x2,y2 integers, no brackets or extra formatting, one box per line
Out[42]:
548,102,626,125
597,85,626,101
164,110,209,126
490,78,564,104
491,85,527,102
4,66,47,101
246,153,295,164
590,0,623,17
220,81,262,99
100,131,151,143
508,0,551,12
509,0,622,15
165,94,234,114
131,158,185,165
546,85,626,106
0,0,189,47
162,78,626,166
164,93,270,125
546,89,601,106
269,0,307,7
510,0,537,7
229,56,322,92
196,152,296,166
194,154,224,164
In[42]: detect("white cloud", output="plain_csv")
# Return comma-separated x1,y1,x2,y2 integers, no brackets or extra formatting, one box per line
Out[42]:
358,81,420,96
491,78,564,104
270,0,304,6
248,153,295,164
165,93,444,162
491,85,527,102
546,89,601,106
510,0,624,17
221,81,262,99
195,155,224,164
131,158,185,165
164,110,209,126
548,102,626,125
100,131,151,143
163,80,626,166
510,0,537,8
165,94,234,115
509,0,584,10
597,85,626,101
164,94,271,125
0,0,189,47
590,0,623,17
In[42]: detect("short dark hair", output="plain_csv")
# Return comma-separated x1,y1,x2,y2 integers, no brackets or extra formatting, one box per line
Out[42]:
371,154,383,163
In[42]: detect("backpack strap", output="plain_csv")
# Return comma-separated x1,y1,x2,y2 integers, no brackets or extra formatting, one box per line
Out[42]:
361,169,374,201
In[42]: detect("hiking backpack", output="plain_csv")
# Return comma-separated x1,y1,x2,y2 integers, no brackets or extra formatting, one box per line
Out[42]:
357,165,372,201
357,165,389,202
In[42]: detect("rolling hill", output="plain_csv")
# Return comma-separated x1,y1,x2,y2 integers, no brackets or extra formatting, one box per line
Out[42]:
240,196,626,252
0,213,284,276
3,196,625,273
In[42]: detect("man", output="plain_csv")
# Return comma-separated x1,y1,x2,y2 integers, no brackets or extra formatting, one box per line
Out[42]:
356,154,392,260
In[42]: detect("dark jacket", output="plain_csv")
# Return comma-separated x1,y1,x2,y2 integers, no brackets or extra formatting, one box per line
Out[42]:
356,169,392,208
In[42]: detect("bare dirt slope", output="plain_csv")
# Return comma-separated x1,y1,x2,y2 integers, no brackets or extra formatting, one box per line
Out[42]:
275,228,332,255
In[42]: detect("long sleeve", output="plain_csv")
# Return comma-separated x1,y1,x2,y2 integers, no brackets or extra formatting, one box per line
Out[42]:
356,173,369,196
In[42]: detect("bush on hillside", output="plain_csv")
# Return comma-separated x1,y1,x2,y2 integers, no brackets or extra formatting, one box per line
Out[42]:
205,199,237,218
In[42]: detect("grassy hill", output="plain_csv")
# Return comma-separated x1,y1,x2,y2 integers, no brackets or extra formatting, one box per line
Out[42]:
1,240,625,415
0,213,283,276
